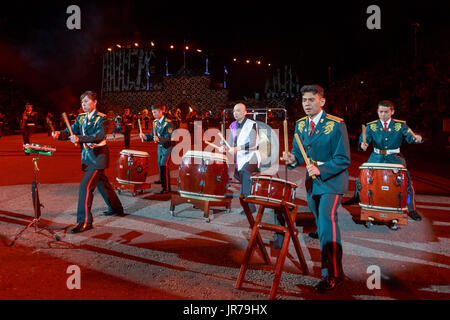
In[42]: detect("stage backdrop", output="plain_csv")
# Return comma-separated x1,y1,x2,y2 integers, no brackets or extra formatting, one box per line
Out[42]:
100,48,228,114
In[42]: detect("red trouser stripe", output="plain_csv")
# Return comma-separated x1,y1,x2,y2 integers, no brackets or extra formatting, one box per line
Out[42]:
411,181,416,210
84,170,98,226
164,155,171,189
331,194,340,277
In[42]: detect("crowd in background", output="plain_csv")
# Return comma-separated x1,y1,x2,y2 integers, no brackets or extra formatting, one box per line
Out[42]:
1,36,448,151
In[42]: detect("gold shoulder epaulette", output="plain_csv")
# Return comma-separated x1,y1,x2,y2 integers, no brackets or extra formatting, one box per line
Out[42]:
79,113,87,116
367,120,378,125
296,116,308,122
326,114,343,122
393,119,406,123
97,112,106,117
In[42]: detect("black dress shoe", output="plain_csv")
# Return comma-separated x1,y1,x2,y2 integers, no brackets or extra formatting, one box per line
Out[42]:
308,231,319,239
103,211,124,216
154,180,162,184
315,276,343,293
70,222,93,234
408,210,422,221
342,196,360,205
158,189,169,194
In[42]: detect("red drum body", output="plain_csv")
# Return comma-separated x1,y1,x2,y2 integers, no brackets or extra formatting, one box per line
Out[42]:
178,151,229,201
116,149,149,184
358,163,408,213
248,175,297,207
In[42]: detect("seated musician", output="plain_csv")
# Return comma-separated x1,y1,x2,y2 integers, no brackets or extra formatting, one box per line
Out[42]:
342,100,423,221
219,103,261,215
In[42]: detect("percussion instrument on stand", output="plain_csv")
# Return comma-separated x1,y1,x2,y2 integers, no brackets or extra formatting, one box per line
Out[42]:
114,149,151,196
235,192,309,300
9,144,60,246
232,108,308,300
358,162,409,230
170,150,232,222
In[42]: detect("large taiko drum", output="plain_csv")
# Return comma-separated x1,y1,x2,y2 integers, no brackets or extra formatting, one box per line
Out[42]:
178,150,229,201
116,149,149,184
358,163,408,213
247,175,298,207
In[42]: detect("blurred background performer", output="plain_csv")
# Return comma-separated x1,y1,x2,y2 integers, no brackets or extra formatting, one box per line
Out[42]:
219,103,261,215
52,91,123,233
122,107,134,149
342,100,423,221
111,112,122,140
21,102,38,147
139,104,174,194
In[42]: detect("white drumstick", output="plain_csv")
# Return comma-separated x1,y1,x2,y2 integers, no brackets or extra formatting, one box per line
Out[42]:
205,140,221,150
138,119,144,142
218,131,231,149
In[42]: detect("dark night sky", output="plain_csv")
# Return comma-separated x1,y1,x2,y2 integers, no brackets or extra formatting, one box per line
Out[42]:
0,0,449,107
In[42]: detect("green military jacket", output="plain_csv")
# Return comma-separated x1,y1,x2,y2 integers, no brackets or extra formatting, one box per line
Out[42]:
289,112,351,195
359,118,422,165
60,110,109,169
144,116,174,165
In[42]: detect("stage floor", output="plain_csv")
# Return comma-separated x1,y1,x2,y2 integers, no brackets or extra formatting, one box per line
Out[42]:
0,132,449,300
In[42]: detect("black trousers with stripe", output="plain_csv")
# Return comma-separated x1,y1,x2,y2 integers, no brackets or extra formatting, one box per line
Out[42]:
76,166,123,224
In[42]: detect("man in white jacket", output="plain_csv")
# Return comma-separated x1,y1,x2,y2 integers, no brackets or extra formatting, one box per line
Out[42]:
220,103,261,214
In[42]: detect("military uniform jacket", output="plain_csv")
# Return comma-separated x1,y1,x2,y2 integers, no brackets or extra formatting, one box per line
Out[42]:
23,111,38,126
359,119,423,165
60,110,109,170
144,117,174,161
289,112,351,195
122,113,134,125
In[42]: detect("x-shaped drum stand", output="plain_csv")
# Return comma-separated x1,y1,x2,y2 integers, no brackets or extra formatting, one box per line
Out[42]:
235,195,309,299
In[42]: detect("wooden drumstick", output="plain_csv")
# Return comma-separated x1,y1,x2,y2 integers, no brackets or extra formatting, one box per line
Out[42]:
205,140,221,150
138,118,144,142
46,117,55,133
283,119,289,159
294,133,316,180
62,112,77,146
362,124,367,144
152,121,157,143
408,127,419,141
218,131,231,149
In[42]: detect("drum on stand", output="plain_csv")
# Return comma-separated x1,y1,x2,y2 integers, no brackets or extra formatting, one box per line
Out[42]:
247,175,297,208
178,150,229,201
116,149,150,184
358,162,409,227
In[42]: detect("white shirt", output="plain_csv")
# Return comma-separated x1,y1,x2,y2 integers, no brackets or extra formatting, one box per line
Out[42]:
309,110,324,129
382,118,391,129
87,109,96,121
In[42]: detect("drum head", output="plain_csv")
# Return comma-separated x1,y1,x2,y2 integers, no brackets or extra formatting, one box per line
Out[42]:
183,150,227,162
359,162,406,170
120,149,149,157
256,121,279,175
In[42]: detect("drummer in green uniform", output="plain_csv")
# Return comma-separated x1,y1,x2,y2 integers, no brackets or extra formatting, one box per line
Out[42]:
139,104,174,194
343,100,423,221
283,84,351,292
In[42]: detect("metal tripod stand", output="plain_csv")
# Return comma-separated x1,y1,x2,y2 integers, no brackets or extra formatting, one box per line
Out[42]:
9,155,60,246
